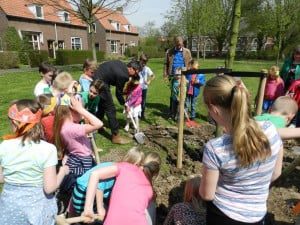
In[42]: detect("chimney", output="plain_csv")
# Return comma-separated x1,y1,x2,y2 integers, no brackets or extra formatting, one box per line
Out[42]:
116,7,123,14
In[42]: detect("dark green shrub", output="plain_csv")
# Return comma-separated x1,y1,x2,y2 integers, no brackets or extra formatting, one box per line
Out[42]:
28,50,49,67
124,46,139,58
0,51,20,69
140,46,165,58
2,27,22,51
55,50,105,65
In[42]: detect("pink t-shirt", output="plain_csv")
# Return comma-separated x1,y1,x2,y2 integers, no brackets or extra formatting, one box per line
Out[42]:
60,121,92,157
264,77,285,100
104,162,153,225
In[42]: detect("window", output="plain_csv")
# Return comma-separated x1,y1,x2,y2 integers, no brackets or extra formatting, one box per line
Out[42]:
116,23,120,31
22,31,41,50
110,40,117,53
35,5,43,18
88,23,96,33
124,24,131,32
71,37,82,50
63,12,69,22
28,4,44,19
58,40,65,49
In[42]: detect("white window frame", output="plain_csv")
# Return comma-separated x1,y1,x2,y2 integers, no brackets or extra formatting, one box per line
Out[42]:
88,23,96,33
116,23,120,31
63,12,70,22
35,5,43,18
71,37,82,50
57,40,65,49
110,40,117,53
124,24,131,32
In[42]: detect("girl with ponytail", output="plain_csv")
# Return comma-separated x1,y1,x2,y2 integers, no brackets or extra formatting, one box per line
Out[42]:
200,75,283,225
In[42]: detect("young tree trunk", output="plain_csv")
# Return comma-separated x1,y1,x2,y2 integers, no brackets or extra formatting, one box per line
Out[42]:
226,0,242,69
88,23,97,62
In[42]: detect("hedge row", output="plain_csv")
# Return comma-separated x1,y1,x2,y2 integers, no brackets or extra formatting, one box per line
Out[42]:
56,50,105,65
125,46,165,59
0,51,20,69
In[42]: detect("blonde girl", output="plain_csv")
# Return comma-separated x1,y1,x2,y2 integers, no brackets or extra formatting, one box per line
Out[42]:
164,176,206,225
82,151,161,225
200,75,283,225
0,99,68,225
263,65,284,112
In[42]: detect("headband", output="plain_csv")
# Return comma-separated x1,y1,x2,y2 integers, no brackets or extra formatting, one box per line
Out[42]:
8,104,42,124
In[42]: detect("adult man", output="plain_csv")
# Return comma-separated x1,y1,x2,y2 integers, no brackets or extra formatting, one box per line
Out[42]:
94,60,140,144
163,36,192,115
164,36,192,79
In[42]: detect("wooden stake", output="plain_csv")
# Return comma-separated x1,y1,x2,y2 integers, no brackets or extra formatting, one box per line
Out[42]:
255,72,267,116
177,68,186,169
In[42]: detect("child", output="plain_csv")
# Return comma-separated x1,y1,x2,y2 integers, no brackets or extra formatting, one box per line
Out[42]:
54,96,103,212
71,147,144,216
81,79,104,115
200,75,283,225
164,176,206,225
52,71,74,99
123,74,142,132
82,151,161,225
256,96,298,128
139,53,155,119
0,99,68,225
36,94,57,143
263,66,284,112
170,71,184,121
185,59,205,120
79,59,97,92
34,62,56,96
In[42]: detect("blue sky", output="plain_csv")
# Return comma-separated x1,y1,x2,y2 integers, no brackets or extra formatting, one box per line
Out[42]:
125,0,172,28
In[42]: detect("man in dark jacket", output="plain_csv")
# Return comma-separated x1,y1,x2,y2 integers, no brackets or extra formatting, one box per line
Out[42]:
93,60,140,144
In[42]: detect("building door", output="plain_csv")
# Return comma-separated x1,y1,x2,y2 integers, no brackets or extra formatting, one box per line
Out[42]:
47,40,54,58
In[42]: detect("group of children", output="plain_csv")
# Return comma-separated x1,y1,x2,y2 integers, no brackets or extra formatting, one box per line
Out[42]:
0,55,161,225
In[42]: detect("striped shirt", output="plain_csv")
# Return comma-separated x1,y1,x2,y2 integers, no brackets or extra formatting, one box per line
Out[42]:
203,121,282,223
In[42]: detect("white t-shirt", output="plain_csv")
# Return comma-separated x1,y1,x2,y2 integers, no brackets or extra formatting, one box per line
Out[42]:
34,80,50,96
0,138,58,185
139,66,154,90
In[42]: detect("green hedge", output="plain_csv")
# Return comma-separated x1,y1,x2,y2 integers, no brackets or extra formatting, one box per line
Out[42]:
28,50,49,67
56,50,105,65
0,51,20,69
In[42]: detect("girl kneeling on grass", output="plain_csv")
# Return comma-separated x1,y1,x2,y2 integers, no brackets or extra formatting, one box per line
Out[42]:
200,75,283,225
0,99,68,225
82,151,161,225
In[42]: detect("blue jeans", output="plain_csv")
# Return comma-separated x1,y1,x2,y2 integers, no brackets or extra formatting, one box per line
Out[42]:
185,95,198,119
262,100,274,113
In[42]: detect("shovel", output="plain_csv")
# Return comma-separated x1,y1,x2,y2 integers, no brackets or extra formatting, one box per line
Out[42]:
184,109,200,128
128,112,146,144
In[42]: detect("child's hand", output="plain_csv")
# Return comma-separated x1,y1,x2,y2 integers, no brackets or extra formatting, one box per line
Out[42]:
96,206,106,221
82,209,95,223
70,96,84,112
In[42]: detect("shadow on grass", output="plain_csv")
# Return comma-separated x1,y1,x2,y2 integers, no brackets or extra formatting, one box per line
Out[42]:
147,102,170,118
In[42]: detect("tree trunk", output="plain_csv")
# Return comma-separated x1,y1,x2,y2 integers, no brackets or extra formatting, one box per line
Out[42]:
276,32,282,66
197,36,200,61
226,0,242,69
88,23,97,62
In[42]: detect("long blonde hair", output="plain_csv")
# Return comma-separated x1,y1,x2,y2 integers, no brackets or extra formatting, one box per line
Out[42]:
122,147,145,166
142,152,161,183
53,105,71,159
203,75,271,167
184,176,203,213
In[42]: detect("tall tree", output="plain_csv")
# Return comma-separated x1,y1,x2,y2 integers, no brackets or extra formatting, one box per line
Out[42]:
226,0,241,69
36,0,139,61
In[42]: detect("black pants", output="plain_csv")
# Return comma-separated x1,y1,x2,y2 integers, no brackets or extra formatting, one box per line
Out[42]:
96,85,119,135
206,201,265,225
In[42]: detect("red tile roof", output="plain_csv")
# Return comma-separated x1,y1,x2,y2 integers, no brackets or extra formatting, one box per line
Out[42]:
0,0,86,27
95,8,138,34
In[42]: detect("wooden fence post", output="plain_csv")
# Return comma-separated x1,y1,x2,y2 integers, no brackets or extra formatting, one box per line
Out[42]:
177,68,186,169
255,72,267,116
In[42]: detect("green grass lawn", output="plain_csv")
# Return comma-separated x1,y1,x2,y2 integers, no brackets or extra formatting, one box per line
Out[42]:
0,58,278,147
